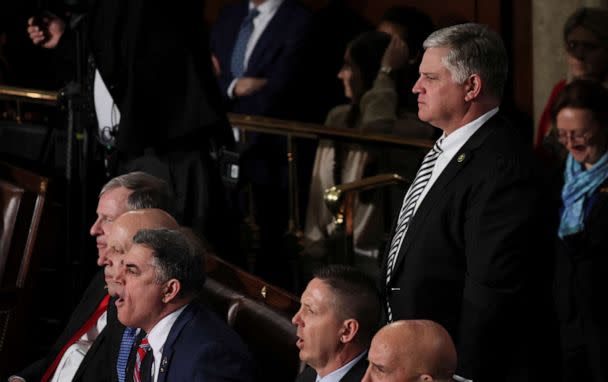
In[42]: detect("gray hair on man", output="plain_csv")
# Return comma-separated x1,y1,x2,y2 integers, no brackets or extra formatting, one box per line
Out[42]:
423,23,508,99
100,171,173,212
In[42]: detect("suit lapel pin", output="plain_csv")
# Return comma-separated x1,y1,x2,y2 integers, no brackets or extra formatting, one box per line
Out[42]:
160,356,168,373
457,153,466,163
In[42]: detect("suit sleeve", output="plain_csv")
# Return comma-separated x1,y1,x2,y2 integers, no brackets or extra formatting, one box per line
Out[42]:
458,153,544,379
210,8,236,101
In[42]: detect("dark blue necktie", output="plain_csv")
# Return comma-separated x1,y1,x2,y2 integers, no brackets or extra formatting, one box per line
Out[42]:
116,327,137,382
230,8,260,77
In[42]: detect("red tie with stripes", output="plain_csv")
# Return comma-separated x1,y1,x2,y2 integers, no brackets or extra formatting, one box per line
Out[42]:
134,337,151,382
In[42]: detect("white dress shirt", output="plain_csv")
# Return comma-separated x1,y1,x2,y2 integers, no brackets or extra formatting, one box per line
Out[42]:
314,351,367,382
93,69,121,144
48,311,107,382
227,0,284,98
412,107,499,218
146,305,188,382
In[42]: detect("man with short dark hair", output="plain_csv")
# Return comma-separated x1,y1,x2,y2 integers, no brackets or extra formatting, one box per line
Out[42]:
363,320,457,382
9,172,172,382
382,23,554,381
292,265,381,382
115,229,253,381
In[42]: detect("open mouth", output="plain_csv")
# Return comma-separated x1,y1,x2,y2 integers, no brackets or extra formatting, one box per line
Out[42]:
115,292,125,308
296,336,303,348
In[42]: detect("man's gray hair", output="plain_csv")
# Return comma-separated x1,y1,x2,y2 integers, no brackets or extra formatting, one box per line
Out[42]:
423,23,508,99
100,171,173,212
133,228,206,299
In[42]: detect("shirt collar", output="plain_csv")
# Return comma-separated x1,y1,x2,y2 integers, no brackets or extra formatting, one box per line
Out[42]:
249,0,283,15
315,351,367,382
440,107,499,157
146,304,188,354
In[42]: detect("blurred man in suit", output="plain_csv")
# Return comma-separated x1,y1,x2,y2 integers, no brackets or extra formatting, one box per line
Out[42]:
211,0,312,287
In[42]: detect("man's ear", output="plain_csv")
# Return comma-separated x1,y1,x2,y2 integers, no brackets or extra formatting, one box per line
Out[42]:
340,319,360,343
464,73,482,102
162,279,181,303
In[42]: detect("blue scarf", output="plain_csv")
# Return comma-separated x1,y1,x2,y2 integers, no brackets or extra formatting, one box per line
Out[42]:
559,152,608,238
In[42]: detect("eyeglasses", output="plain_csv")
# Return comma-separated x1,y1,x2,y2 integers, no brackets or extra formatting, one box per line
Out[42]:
556,128,592,145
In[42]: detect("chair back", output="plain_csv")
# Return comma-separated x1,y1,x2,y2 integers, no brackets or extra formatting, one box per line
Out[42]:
0,180,23,282
0,161,49,288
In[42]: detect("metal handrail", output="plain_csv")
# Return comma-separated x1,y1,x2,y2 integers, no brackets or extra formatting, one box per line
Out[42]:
324,173,410,225
0,85,59,105
0,85,434,150
228,113,434,149
0,85,430,238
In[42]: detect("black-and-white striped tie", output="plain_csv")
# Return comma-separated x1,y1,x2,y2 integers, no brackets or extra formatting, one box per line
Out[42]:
385,137,444,321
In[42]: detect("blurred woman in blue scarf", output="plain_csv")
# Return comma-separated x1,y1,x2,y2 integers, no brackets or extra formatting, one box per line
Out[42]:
552,79,608,382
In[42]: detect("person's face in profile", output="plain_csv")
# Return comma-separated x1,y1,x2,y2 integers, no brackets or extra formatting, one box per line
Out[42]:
292,278,345,372
556,106,607,169
338,49,364,103
104,220,136,296
412,47,468,132
115,243,169,332
566,26,608,80
90,187,132,267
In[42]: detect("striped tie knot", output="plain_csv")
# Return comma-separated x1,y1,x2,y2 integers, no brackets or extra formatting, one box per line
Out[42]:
244,8,260,23
433,136,445,153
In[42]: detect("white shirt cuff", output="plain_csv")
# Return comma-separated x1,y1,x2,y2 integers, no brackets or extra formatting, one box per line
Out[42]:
228,78,239,99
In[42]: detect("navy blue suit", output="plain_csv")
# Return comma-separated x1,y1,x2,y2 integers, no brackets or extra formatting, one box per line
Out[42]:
210,0,312,288
211,0,310,119
127,303,254,382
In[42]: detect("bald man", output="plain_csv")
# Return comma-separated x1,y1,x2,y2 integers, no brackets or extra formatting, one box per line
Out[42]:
362,320,457,382
104,209,179,295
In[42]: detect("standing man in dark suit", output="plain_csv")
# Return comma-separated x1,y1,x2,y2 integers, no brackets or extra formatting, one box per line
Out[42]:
8,172,172,382
292,265,381,382
115,229,253,382
211,0,311,286
381,23,554,382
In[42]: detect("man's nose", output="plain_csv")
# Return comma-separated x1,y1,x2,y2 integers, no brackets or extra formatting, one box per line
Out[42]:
90,218,102,236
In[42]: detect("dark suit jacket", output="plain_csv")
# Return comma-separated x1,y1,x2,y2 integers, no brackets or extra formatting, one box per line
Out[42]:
382,114,555,382
126,303,253,382
53,0,234,156
17,271,125,382
294,354,368,382
555,178,608,381
210,0,311,119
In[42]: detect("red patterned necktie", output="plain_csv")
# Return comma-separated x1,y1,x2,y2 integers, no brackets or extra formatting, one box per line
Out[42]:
134,337,151,382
